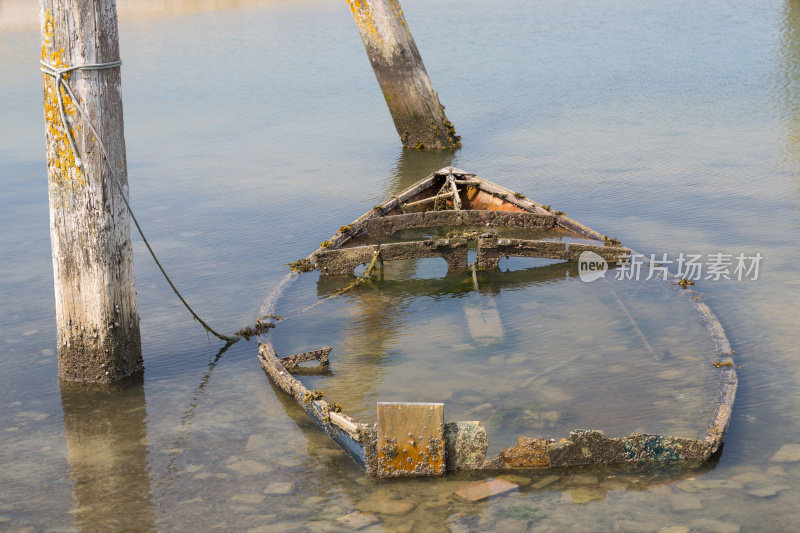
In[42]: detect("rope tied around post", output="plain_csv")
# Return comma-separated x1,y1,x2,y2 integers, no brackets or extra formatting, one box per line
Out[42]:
41,59,256,345
41,60,121,169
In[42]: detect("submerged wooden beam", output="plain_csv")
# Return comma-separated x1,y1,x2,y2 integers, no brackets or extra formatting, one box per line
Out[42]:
346,0,460,149
279,347,332,373
316,238,469,276
476,237,629,270
257,343,376,471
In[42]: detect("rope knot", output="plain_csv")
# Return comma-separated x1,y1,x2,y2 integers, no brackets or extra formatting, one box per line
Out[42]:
40,59,121,170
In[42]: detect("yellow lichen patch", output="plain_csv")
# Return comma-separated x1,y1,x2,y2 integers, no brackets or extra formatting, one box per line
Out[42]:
348,0,384,51
43,9,55,41
41,10,82,188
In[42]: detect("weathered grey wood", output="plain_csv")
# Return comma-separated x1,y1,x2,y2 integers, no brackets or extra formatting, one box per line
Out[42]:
692,301,737,452
363,210,556,239
347,0,460,149
403,190,456,208
39,0,142,382
448,177,462,210
258,343,374,469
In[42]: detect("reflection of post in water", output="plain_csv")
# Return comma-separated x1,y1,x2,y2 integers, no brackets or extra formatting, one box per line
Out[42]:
60,376,154,532
332,286,410,410
779,0,800,172
383,148,456,197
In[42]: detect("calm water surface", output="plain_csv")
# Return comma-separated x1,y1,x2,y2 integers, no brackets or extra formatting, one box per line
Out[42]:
2,0,800,531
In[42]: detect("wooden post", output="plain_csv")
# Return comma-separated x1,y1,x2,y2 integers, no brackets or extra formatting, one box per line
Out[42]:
39,0,143,382
347,0,461,150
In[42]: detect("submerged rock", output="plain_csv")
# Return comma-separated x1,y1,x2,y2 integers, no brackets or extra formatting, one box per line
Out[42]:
669,492,703,511
16,411,48,422
263,482,293,495
356,495,415,516
566,486,605,504
689,518,740,533
226,460,271,475
694,479,743,490
334,511,380,529
231,493,265,505
455,478,518,502
531,474,560,490
245,434,269,452
497,474,532,487
612,519,660,532
770,444,800,463
746,485,790,498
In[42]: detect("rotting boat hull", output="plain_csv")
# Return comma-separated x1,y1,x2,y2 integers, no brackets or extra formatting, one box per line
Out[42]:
257,167,737,477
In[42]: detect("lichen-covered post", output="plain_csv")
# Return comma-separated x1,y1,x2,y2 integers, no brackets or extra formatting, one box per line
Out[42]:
39,0,143,382
347,0,461,150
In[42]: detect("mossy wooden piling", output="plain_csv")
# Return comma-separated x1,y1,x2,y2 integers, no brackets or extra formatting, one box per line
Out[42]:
39,0,143,382
347,0,460,150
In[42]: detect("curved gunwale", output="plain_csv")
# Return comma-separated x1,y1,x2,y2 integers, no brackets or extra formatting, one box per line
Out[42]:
257,167,736,476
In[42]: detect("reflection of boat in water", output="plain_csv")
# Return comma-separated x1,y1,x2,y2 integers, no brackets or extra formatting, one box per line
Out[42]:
257,167,737,477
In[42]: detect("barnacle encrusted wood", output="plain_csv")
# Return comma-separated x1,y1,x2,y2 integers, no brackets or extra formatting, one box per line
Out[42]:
257,167,737,477
377,403,445,477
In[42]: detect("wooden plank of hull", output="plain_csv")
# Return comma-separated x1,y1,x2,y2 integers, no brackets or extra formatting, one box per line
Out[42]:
476,237,630,270
257,343,376,471
376,402,446,477
363,210,556,239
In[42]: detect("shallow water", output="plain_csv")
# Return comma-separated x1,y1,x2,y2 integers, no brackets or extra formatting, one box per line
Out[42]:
2,0,800,531
273,259,718,456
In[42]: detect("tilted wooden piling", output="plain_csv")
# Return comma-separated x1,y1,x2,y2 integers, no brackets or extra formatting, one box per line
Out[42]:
347,0,461,150
39,0,143,382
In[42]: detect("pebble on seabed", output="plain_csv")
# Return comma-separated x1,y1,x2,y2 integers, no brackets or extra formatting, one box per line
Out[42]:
16,411,48,422
565,487,604,504
532,475,560,490
745,485,790,498
455,478,519,502
355,493,415,516
689,518,740,533
263,482,293,495
334,511,380,529
226,460,271,474
669,492,703,511
658,526,690,533
231,493,265,505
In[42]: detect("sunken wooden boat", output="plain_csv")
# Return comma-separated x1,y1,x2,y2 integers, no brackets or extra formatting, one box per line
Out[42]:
257,167,736,477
